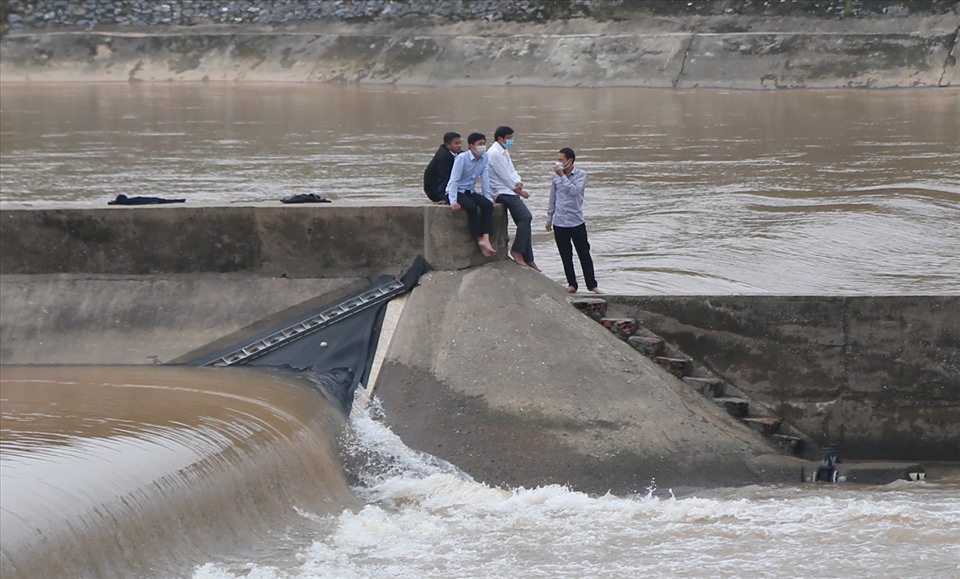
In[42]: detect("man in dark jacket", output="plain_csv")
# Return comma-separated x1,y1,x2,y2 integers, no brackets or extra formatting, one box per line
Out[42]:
423,132,462,203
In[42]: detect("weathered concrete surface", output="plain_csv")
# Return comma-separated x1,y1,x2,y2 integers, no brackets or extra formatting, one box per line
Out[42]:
0,273,369,365
0,202,507,278
1,15,957,88
603,295,960,462
374,263,802,494
0,202,508,364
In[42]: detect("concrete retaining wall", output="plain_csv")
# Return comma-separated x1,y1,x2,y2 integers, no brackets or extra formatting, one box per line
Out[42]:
0,202,508,277
0,203,508,364
604,295,960,461
1,13,957,88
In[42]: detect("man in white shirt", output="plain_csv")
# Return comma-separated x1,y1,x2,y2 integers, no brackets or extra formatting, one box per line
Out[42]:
487,125,539,271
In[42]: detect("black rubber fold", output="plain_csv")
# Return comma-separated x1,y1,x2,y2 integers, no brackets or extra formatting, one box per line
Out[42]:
188,256,430,414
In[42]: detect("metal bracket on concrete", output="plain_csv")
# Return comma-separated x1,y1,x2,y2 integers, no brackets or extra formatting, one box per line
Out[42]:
204,278,406,367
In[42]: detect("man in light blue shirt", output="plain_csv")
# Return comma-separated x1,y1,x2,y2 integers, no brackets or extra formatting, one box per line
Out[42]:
546,147,601,294
446,132,496,257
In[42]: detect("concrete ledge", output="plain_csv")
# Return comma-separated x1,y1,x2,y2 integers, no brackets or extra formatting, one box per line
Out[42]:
0,203,508,276
0,203,508,365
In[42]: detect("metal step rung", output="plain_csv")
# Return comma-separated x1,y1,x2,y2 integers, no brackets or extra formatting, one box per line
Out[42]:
207,277,408,367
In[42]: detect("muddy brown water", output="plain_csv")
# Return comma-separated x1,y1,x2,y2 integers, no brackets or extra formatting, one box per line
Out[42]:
1,84,958,294
1,84,959,577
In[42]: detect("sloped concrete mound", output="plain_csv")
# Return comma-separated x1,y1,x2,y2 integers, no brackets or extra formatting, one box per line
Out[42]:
374,262,795,493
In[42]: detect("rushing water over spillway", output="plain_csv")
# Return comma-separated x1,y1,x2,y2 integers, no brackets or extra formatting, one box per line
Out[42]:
0,366,357,578
3,366,959,578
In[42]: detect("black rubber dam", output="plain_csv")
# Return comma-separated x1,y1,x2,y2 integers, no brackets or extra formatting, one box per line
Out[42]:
188,256,430,414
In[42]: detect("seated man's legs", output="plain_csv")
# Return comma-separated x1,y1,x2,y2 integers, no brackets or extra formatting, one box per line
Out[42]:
469,193,494,237
496,194,535,267
458,192,496,256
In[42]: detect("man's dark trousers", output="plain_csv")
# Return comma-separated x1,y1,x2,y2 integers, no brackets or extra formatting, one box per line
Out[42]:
553,223,597,290
496,194,534,263
457,191,493,238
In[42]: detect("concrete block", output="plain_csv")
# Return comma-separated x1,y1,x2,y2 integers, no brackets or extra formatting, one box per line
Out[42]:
569,297,607,321
600,317,637,339
743,416,782,436
422,204,509,271
714,397,749,418
654,356,693,377
627,335,665,357
682,376,724,397
772,434,805,455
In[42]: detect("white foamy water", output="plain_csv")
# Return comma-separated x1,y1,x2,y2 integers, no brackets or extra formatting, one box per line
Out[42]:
194,400,960,579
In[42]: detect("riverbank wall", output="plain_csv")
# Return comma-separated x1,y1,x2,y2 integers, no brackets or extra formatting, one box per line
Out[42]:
1,204,956,491
1,3,957,89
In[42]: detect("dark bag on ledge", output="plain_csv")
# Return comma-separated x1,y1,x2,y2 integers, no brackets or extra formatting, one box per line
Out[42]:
108,194,185,205
280,194,331,204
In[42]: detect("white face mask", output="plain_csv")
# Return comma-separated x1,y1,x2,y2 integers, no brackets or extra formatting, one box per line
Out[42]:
474,145,486,156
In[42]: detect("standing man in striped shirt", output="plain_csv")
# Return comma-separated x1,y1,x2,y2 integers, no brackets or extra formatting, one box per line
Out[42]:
546,147,602,294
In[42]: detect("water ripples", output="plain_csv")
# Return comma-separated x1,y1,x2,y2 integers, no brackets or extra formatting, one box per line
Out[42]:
2,84,958,295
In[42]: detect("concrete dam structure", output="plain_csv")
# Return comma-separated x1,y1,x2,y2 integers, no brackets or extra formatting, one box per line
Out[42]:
2,203,955,494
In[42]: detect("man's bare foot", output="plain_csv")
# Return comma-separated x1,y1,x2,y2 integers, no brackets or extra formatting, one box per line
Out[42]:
564,286,577,293
589,287,604,294
479,240,497,256
509,251,527,266
525,260,541,272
